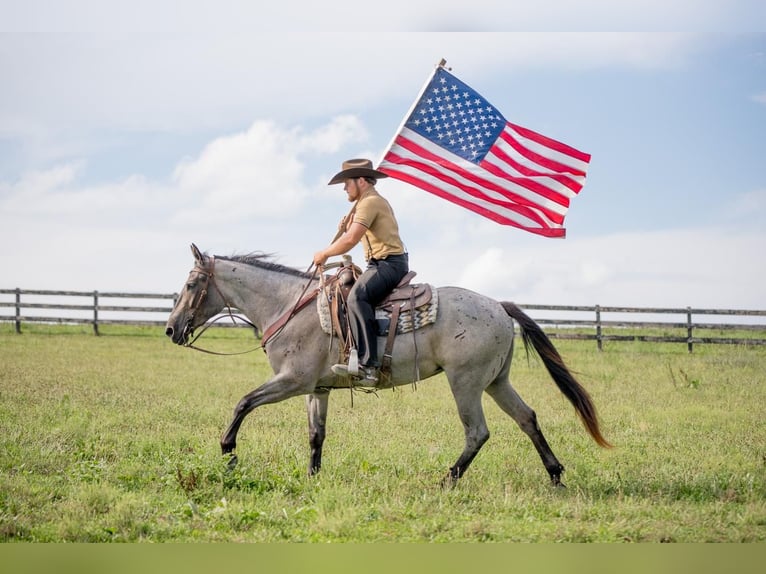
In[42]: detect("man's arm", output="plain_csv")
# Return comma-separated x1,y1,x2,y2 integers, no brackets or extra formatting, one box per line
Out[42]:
313,222,367,266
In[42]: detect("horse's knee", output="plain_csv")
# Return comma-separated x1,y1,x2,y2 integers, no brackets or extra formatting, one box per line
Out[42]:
233,397,251,418
468,426,490,449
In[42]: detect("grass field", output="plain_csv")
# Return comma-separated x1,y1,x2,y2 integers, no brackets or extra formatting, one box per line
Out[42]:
1,323,764,542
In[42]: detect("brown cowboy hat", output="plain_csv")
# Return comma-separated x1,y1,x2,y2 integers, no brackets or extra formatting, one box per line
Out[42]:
327,158,389,185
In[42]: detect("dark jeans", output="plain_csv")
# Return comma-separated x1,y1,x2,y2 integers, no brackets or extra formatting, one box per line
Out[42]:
347,253,409,368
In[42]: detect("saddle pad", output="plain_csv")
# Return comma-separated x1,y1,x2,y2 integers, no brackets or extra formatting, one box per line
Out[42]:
317,285,439,336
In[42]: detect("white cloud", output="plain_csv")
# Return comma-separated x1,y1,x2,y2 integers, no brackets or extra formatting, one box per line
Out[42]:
0,163,80,206
169,116,368,224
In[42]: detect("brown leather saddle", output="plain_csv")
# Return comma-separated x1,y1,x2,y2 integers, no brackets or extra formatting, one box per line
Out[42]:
324,265,432,379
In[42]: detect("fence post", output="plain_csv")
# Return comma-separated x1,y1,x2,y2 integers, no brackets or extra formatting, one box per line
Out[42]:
15,287,21,334
93,290,100,336
595,304,602,351
686,307,693,353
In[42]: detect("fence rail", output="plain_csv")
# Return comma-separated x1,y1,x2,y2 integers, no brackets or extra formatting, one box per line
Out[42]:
2,288,765,351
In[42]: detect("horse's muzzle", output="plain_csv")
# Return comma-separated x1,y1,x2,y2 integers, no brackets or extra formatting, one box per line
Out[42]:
165,322,193,346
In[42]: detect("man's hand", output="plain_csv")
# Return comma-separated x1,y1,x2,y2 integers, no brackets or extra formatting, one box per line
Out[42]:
313,251,328,267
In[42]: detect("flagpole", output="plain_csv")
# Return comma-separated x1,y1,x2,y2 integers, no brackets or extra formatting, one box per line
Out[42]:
376,58,448,167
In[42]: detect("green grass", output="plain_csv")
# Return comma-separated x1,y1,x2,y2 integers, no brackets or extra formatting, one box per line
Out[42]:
1,323,764,542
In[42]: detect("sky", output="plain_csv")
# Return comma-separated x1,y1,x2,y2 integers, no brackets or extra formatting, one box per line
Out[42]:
1,2,765,311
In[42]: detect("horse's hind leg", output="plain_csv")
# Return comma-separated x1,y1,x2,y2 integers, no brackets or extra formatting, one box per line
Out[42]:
442,378,491,488
306,389,330,476
485,377,566,487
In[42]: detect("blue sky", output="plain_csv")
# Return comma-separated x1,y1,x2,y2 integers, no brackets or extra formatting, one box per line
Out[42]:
1,2,765,309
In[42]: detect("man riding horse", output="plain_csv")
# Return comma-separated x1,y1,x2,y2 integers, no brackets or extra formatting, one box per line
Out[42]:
313,159,409,384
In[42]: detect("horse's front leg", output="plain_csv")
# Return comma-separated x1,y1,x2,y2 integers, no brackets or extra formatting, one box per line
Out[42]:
306,389,330,476
221,374,313,467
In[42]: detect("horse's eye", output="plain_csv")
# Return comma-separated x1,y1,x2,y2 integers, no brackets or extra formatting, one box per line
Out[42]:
187,282,197,290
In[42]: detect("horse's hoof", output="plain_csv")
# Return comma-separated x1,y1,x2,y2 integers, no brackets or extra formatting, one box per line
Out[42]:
226,453,239,471
440,474,458,490
551,476,567,489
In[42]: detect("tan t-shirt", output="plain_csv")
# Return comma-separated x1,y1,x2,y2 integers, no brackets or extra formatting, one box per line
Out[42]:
352,188,405,261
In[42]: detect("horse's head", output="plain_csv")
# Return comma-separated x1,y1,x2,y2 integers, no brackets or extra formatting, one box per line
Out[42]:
165,243,227,345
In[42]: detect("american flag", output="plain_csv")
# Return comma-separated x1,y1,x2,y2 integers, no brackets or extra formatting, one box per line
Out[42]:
378,66,591,238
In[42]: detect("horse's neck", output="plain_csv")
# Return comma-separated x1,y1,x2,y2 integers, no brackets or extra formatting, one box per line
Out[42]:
215,261,311,330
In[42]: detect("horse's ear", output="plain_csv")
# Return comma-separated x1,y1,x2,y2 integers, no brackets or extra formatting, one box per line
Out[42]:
191,243,204,264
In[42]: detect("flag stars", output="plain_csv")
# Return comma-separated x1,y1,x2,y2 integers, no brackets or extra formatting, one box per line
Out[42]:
404,70,507,164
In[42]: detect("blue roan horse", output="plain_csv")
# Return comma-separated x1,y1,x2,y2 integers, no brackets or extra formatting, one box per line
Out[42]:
165,244,610,487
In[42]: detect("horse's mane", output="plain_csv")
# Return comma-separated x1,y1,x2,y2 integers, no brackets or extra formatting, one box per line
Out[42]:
216,252,313,279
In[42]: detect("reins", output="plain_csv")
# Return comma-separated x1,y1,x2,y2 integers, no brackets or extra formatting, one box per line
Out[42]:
259,264,319,350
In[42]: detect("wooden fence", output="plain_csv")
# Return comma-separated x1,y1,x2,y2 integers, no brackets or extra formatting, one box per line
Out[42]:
2,288,765,352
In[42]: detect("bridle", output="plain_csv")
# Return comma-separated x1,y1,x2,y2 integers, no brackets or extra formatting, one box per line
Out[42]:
181,256,320,356
181,256,260,356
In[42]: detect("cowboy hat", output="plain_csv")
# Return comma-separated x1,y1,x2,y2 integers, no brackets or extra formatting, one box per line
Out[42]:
327,158,389,185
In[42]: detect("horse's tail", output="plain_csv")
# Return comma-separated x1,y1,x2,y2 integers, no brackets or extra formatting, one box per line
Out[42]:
502,301,612,448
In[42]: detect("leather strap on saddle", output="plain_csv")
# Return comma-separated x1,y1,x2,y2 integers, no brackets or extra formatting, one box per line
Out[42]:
378,272,431,381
